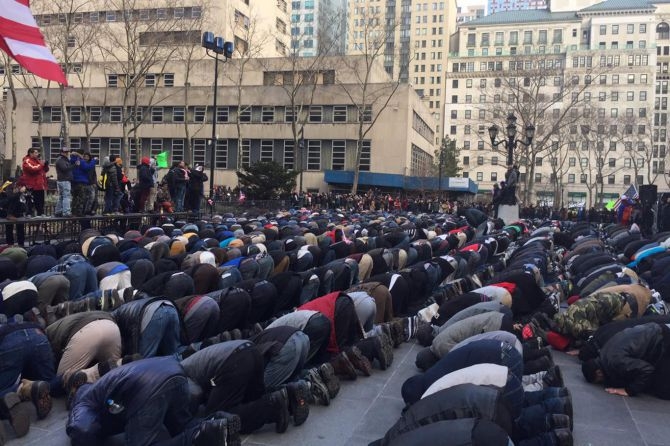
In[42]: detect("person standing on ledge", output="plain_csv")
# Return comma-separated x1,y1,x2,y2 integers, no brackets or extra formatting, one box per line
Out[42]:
19,148,49,217
55,147,78,217
136,157,154,213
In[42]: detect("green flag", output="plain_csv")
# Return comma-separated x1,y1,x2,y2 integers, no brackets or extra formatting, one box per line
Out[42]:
605,200,616,211
156,151,169,168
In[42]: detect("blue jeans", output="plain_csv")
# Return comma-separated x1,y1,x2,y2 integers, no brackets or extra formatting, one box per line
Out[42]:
65,262,99,300
56,181,72,215
175,184,186,212
104,188,122,213
263,331,309,389
139,304,182,358
0,327,56,396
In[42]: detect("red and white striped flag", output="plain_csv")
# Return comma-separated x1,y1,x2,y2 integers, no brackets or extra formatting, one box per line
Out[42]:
0,0,67,85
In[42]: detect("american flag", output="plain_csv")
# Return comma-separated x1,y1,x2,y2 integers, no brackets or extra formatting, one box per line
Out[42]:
613,184,639,211
0,1,67,85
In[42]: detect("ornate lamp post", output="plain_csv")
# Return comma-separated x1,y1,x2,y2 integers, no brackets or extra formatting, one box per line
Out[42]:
201,32,233,200
488,113,535,167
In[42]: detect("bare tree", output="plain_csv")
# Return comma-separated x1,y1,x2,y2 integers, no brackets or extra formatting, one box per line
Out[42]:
224,6,273,173
259,10,344,190
473,54,608,203
337,7,403,195
97,0,183,163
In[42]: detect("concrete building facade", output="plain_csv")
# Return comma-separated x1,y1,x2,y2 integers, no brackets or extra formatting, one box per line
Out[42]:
488,0,548,13
2,0,438,193
347,0,457,146
290,0,347,57
446,0,670,207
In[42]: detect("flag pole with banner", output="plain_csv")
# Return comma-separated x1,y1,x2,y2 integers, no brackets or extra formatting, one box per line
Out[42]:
0,0,68,85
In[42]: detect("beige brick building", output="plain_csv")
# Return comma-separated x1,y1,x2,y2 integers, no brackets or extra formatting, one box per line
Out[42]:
446,0,669,207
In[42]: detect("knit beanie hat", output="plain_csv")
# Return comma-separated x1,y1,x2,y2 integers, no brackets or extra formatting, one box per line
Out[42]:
165,272,194,300
1,280,38,317
0,258,19,281
128,258,155,289
190,263,222,294
24,255,58,278
170,240,186,257
28,244,58,259
150,242,171,262
0,247,27,266
89,244,121,267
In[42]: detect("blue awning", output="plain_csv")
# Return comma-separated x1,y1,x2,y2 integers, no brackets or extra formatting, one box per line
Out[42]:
324,170,478,194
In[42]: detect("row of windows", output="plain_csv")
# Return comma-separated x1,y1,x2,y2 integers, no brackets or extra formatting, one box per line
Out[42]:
463,155,660,169
466,29,564,48
34,105,374,125
599,23,647,36
457,138,665,154
107,73,174,88
464,170,653,186
35,137,372,172
35,7,202,26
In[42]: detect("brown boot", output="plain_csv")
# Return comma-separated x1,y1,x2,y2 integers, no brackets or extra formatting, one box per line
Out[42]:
329,352,358,380
18,379,51,420
0,393,31,437
344,347,372,377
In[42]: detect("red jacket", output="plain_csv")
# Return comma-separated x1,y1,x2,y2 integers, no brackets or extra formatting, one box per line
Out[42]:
20,155,48,190
299,291,342,353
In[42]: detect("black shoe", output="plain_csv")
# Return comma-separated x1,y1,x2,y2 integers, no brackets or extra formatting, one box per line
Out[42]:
553,428,573,446
285,380,310,426
206,412,241,446
415,324,435,347
330,352,358,380
192,419,228,446
66,371,88,410
0,393,31,438
318,363,340,399
269,388,290,434
555,396,573,427
543,365,564,388
372,334,394,370
549,414,571,429
306,368,330,406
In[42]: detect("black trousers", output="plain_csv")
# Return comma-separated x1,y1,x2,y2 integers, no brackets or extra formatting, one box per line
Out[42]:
28,189,45,215
5,223,25,246
302,313,331,365
334,295,363,351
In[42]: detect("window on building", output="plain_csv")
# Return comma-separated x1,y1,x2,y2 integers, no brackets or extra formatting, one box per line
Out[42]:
192,139,206,166
216,107,229,123
194,106,206,123
307,140,321,170
69,107,81,123
309,106,322,123
261,106,275,123
239,107,251,123
163,73,174,87
151,107,163,123
173,106,185,123
110,107,122,123
333,106,347,122
332,140,346,171
283,140,294,170
260,140,274,162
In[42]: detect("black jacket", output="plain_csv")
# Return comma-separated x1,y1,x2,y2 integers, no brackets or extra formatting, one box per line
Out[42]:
111,297,167,355
137,164,154,190
55,155,74,182
600,322,667,396
66,357,186,444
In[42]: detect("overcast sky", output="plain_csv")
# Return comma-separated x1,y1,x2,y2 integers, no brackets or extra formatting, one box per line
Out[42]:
457,0,486,7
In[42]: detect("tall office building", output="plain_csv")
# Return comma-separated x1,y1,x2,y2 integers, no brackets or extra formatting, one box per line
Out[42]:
446,0,670,207
457,3,486,23
488,0,548,13
347,0,457,146
290,0,347,57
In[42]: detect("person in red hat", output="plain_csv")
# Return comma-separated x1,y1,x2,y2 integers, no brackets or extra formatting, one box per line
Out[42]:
136,157,154,213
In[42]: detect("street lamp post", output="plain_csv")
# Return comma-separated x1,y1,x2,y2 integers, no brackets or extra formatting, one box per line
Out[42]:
488,113,535,167
437,140,446,196
298,127,305,194
201,32,233,201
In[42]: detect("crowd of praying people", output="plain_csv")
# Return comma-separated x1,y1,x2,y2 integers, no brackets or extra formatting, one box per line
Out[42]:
1,202,670,445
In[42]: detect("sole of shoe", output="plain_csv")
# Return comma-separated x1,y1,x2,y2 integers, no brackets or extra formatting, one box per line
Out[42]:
67,371,88,410
225,413,242,446
1,394,31,438
308,369,331,406
378,333,394,370
346,347,372,377
31,381,52,420
274,389,290,434
318,363,340,399
286,381,310,427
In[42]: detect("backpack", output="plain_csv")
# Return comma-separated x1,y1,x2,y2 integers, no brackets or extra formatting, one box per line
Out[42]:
97,172,108,191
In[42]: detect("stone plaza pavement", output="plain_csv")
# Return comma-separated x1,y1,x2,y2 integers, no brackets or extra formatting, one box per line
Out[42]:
5,342,670,446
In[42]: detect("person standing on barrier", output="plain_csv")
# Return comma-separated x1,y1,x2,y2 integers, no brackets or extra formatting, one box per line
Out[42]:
102,155,121,215
55,147,77,217
20,148,48,217
71,152,97,217
136,157,154,213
